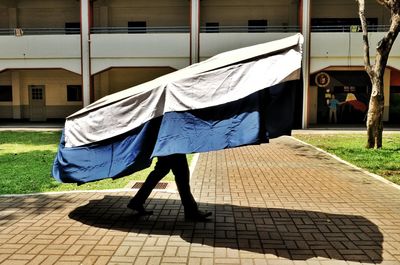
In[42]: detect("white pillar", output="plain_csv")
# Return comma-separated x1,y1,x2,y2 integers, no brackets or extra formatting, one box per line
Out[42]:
301,0,311,128
80,0,91,107
190,0,200,64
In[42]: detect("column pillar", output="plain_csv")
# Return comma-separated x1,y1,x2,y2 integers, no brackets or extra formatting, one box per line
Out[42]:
301,0,311,128
11,71,22,119
190,0,200,64
80,0,92,107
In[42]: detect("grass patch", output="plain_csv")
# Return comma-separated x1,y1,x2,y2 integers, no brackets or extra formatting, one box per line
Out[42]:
0,131,190,194
293,133,400,185
5,130,397,194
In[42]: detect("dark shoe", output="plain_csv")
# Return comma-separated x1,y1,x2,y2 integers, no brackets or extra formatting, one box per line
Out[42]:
127,201,153,216
185,210,212,222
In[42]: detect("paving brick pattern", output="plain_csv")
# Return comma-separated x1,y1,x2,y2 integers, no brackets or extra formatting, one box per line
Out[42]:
0,136,399,264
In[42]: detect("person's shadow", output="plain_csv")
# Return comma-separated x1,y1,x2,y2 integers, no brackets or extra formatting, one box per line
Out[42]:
69,196,383,263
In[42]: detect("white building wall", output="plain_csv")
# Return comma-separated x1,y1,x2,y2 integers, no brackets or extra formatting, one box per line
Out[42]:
0,35,81,74
310,32,400,73
91,33,191,74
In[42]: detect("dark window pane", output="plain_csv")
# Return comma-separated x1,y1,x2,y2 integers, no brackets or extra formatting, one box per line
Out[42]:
311,18,378,32
67,85,82,101
31,87,43,100
128,21,147,33
391,86,400,93
65,22,80,34
0,85,12,101
248,20,268,32
206,22,219,33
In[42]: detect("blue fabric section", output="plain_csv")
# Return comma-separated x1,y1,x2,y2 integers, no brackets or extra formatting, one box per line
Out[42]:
52,81,299,184
152,81,297,157
265,80,297,138
152,92,262,156
52,118,161,184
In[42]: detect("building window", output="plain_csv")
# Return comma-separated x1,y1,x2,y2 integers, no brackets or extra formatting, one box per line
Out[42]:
65,22,80,34
248,20,268,32
128,21,147,33
205,22,219,33
67,85,82,102
31,87,43,100
0,85,12,102
311,18,378,32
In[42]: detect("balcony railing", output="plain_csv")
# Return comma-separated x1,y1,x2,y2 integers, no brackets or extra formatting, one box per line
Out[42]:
91,25,300,34
0,28,80,36
91,26,190,34
200,25,300,33
1,25,390,36
311,24,390,32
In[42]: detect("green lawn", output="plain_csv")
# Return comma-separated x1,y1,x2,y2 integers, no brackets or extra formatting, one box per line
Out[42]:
293,133,400,185
0,131,180,194
1,131,399,195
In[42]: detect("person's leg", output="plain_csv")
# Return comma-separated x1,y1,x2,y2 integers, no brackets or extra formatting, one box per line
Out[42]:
170,154,212,221
128,157,170,214
170,154,197,210
329,109,334,123
333,109,337,123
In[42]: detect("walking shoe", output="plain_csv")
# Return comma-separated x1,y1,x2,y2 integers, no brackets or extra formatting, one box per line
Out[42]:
184,210,212,222
127,201,153,216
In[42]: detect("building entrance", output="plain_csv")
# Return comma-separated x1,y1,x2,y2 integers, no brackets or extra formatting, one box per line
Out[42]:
313,71,371,124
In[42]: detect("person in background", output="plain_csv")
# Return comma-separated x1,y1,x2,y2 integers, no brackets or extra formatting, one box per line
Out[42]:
328,94,342,123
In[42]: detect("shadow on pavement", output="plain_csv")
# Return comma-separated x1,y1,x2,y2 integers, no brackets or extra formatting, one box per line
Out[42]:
69,196,383,263
0,195,74,225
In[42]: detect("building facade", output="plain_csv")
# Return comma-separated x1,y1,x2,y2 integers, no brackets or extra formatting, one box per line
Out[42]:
0,0,399,125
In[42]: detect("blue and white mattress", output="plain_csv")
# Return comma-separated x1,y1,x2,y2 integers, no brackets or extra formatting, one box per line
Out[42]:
53,34,304,184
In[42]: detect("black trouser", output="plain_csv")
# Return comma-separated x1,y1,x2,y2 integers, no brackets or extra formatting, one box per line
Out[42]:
131,154,198,213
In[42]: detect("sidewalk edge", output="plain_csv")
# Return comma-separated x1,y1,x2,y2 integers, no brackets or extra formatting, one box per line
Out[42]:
291,136,400,191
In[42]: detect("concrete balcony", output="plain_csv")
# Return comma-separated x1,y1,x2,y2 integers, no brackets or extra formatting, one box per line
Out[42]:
90,27,191,73
310,30,400,73
0,28,81,74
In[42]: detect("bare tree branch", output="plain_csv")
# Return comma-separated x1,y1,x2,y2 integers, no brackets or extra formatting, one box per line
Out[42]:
356,0,374,77
376,0,400,10
375,13,400,70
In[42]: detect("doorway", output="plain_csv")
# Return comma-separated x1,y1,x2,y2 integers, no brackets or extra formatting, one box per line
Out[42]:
29,85,46,121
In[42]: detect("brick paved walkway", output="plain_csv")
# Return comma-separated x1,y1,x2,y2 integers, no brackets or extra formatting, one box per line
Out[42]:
0,136,399,265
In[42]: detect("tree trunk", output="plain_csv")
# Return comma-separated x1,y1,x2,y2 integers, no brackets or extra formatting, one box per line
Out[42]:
366,82,384,148
356,0,400,149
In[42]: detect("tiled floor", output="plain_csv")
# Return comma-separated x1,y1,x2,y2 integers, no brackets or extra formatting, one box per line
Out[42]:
0,136,399,264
